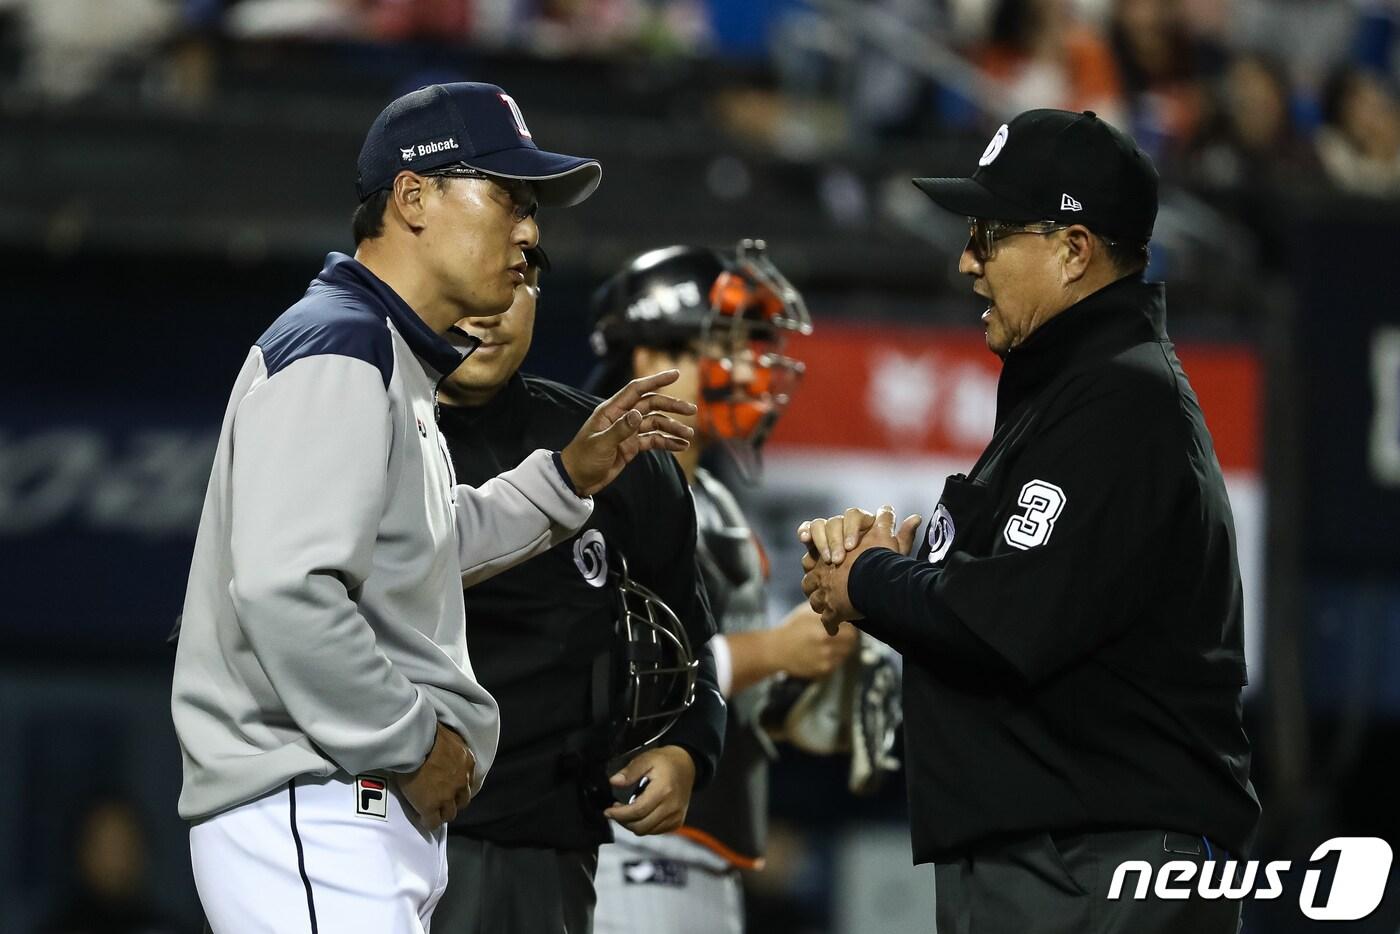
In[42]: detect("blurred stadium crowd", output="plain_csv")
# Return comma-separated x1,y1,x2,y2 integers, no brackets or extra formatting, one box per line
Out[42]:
4,0,1400,205
3,0,1400,314
4,2,1400,933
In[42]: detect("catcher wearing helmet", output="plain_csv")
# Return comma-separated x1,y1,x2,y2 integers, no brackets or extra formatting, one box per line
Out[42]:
587,241,900,934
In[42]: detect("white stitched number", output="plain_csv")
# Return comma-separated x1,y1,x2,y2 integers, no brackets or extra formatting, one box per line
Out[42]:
1003,480,1067,550
498,93,533,139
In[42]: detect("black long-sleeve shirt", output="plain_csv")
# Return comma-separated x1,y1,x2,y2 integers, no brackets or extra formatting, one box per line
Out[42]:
848,276,1260,862
438,373,725,851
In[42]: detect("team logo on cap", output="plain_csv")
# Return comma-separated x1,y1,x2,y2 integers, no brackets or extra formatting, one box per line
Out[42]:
1060,193,1084,212
573,528,608,587
979,124,1009,167
498,93,533,140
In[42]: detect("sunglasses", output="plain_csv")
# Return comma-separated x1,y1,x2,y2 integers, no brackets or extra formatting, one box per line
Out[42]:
965,217,1072,262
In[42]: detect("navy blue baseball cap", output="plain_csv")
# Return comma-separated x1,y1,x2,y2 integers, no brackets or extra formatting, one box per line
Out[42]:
356,82,602,207
913,109,1158,243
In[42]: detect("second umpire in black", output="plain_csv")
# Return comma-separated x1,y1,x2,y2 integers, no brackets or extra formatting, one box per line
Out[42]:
430,248,726,932
800,109,1260,933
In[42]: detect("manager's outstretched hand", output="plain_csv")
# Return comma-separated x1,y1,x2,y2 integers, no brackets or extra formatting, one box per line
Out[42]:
560,369,696,496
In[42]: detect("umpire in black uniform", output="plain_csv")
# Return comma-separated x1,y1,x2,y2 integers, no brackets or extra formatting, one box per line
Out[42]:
430,248,726,932
800,109,1260,933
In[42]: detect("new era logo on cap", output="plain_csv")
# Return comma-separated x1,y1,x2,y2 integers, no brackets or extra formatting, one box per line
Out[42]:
1061,193,1083,212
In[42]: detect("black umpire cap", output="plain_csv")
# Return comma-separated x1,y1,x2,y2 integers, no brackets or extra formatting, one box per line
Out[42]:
356,82,602,207
914,109,1159,244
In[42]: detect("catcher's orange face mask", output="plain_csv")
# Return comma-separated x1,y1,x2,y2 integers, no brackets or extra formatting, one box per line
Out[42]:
696,240,812,468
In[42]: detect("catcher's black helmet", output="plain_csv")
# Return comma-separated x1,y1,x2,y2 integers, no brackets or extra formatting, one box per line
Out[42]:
587,239,812,476
587,245,726,369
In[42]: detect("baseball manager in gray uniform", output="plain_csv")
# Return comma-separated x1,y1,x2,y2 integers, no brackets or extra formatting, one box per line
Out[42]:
171,82,696,933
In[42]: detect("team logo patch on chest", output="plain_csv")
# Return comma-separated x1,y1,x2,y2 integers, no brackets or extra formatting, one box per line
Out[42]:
622,858,687,887
927,503,955,564
573,528,608,587
354,775,389,820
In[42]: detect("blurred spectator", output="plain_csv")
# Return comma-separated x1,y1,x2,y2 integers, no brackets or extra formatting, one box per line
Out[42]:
1189,53,1314,191
523,0,711,57
38,798,179,934
222,0,367,39
1316,66,1400,197
1108,0,1226,163
973,0,1125,121
839,0,953,140
1232,0,1358,92
1186,52,1317,268
364,0,469,43
9,0,180,101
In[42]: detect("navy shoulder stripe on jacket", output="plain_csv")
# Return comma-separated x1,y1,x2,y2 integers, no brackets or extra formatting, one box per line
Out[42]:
257,284,395,389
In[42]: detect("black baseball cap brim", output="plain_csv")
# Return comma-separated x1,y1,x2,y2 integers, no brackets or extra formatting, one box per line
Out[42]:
466,148,602,208
911,176,1042,223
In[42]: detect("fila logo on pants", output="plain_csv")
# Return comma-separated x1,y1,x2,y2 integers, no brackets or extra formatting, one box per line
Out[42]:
356,775,388,820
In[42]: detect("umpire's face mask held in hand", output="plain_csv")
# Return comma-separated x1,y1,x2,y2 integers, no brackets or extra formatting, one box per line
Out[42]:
959,219,1101,358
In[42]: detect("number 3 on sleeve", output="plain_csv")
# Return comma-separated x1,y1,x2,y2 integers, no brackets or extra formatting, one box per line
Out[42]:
1003,480,1067,550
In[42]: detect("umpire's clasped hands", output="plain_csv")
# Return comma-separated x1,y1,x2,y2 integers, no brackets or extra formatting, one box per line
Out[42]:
798,506,921,634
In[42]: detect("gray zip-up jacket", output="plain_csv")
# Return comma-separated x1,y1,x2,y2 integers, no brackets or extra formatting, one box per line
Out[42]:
172,253,593,821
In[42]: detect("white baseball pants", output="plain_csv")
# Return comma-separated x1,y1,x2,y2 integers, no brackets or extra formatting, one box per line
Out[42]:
191,772,448,933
